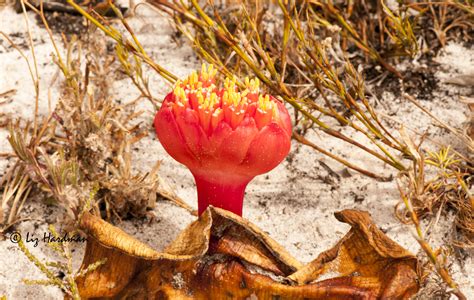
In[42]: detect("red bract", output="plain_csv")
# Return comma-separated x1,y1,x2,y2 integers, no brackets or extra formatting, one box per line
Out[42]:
154,65,292,216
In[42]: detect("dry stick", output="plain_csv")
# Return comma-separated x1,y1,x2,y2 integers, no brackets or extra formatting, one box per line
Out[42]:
0,164,31,231
397,177,467,300
277,3,406,169
0,89,16,99
403,93,473,154
379,112,471,164
21,0,79,97
66,0,177,84
0,153,15,157
299,50,405,169
31,0,162,110
294,132,391,181
6,173,31,225
0,32,38,109
158,192,197,216
322,2,403,79
18,0,40,139
108,3,159,109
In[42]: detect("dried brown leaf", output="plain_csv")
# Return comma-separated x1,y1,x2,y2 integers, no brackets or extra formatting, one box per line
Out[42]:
76,207,419,299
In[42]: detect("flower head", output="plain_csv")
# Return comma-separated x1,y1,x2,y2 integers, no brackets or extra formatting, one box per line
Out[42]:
154,64,292,215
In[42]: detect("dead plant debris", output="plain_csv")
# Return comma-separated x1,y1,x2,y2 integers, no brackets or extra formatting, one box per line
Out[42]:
76,208,419,299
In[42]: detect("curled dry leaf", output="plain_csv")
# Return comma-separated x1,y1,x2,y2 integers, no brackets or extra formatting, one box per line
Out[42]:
76,208,419,299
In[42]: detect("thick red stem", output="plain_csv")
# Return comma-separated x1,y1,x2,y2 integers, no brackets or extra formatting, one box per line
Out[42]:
193,173,250,216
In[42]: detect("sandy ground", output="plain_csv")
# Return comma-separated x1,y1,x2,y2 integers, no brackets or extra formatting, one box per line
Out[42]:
0,3,473,299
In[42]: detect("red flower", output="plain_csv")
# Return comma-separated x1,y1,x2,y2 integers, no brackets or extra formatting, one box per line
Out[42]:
154,65,292,216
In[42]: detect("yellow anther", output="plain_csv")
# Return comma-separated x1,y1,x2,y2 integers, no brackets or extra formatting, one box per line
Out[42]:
232,92,242,107
253,78,260,90
201,64,207,80
258,95,264,110
209,92,218,108
258,94,272,111
173,85,187,103
224,76,237,91
230,92,236,106
272,103,279,119
188,71,198,87
239,96,249,108
201,64,217,82
197,92,205,106
209,64,217,78
173,86,180,97
245,77,260,92
223,91,229,105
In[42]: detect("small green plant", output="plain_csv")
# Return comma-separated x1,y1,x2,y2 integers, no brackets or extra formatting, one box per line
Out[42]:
397,129,470,300
16,187,105,299
382,1,419,58
18,225,106,300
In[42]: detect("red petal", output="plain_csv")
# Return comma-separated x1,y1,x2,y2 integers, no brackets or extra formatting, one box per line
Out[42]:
218,116,259,165
164,92,175,102
175,108,210,162
207,121,233,157
242,123,291,175
154,105,197,167
274,98,292,137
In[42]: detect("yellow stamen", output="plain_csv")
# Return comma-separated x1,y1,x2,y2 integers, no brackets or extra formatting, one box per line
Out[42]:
245,77,260,93
224,77,237,91
201,64,217,82
188,71,198,87
231,92,241,107
223,91,229,105
171,69,278,134
258,94,272,112
174,85,186,104
197,91,205,106
201,64,207,80
209,92,218,108
272,103,279,120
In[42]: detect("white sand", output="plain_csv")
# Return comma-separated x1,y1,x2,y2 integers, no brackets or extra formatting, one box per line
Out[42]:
0,4,473,299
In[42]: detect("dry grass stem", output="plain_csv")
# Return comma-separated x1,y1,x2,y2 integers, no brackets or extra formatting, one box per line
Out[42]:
0,164,32,234
4,3,196,226
148,0,419,179
397,128,470,300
